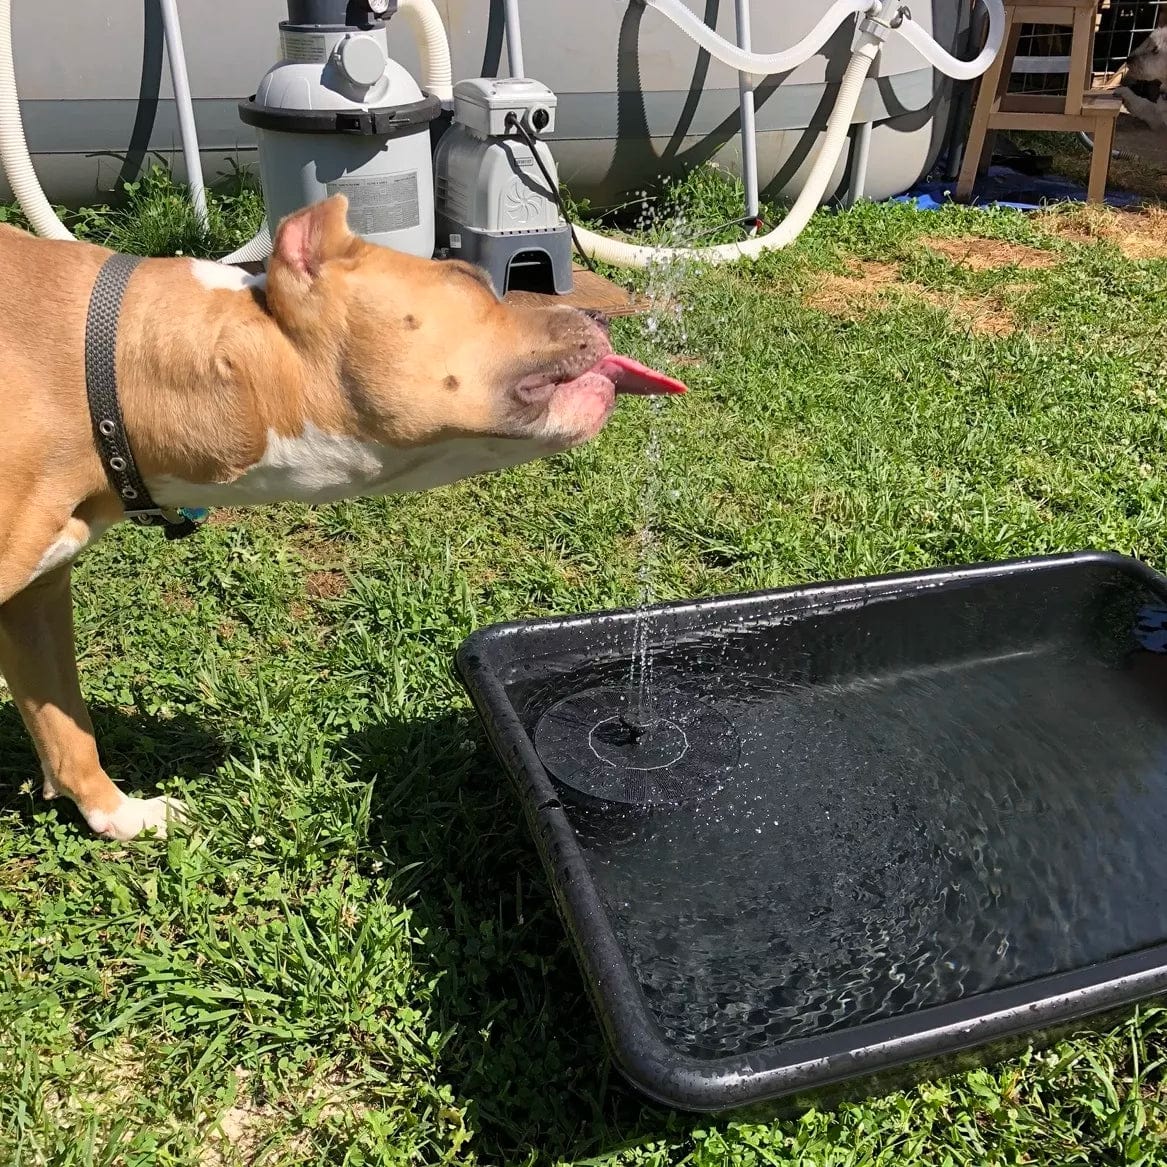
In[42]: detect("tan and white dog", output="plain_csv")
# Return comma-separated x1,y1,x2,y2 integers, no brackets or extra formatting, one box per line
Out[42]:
0,194,682,841
1116,27,1167,132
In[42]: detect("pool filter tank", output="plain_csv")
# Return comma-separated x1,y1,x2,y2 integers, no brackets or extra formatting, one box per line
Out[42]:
433,77,574,296
239,0,442,258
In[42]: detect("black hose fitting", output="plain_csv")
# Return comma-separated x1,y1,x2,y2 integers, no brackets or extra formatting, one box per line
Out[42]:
283,1,395,32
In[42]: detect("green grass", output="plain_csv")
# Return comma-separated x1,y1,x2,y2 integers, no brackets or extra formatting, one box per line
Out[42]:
4,166,1167,1164
0,161,264,256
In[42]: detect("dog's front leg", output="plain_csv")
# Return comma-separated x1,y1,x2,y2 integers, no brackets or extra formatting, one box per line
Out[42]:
0,565,184,839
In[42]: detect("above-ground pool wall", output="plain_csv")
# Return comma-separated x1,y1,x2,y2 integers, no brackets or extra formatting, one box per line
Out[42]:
2,0,966,209
404,0,967,207
4,0,284,206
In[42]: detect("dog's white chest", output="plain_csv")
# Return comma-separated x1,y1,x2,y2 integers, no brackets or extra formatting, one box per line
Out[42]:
152,424,544,507
26,519,110,586
227,426,396,504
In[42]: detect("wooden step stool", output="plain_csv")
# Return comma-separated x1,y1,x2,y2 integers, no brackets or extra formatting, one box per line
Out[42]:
956,0,1122,203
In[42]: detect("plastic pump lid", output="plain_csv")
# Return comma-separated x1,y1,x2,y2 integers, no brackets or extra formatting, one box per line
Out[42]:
338,34,386,87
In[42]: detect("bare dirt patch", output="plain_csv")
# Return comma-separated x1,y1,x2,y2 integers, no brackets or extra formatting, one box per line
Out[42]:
202,1070,371,1167
914,287,1019,338
207,1095,280,1167
921,237,1059,271
803,260,1020,336
206,508,246,527
802,261,900,317
306,569,349,601
1037,205,1167,261
202,1068,304,1167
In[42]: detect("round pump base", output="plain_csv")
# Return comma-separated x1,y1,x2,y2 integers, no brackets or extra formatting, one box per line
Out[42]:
533,686,740,809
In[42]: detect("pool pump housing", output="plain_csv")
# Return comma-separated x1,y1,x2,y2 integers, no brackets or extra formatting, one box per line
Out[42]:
433,78,573,295
239,1,573,294
239,0,441,258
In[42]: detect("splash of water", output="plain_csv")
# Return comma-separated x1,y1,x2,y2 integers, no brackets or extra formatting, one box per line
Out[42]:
625,190,701,732
627,404,662,730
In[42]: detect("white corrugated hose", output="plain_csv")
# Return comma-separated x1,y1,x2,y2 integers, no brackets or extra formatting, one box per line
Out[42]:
573,0,1006,269
0,0,211,240
572,34,883,269
0,0,73,239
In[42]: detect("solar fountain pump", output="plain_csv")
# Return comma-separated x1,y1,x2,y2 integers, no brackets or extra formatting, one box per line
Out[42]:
239,0,442,258
433,77,574,296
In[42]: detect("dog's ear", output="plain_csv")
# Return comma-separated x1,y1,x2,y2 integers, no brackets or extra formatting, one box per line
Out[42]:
266,196,359,332
270,196,356,282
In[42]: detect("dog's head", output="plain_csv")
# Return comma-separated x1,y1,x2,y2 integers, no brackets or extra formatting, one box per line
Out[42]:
260,196,682,491
1124,27,1167,86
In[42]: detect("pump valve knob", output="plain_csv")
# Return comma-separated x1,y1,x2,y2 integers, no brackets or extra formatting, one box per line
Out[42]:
338,33,387,88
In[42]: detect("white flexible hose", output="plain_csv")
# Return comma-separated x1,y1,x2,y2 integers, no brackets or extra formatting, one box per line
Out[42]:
895,0,1005,81
642,0,1005,83
0,0,211,241
220,220,271,265
577,0,1006,269
644,0,879,77
0,0,71,238
397,0,454,103
572,34,881,269
159,0,209,228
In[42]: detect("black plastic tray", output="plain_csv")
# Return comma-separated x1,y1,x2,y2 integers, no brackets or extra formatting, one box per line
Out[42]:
455,552,1167,1112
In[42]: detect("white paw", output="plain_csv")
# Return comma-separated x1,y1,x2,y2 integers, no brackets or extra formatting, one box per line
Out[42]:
41,767,62,800
85,794,187,840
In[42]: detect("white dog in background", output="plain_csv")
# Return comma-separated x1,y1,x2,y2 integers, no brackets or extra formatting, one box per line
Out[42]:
1116,27,1167,132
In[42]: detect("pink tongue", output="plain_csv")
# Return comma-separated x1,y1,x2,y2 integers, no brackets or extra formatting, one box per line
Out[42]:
598,354,688,396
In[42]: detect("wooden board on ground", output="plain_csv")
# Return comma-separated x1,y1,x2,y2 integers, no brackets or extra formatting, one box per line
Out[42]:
505,263,649,317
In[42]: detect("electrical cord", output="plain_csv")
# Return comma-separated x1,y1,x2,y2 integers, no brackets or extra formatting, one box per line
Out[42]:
505,112,598,272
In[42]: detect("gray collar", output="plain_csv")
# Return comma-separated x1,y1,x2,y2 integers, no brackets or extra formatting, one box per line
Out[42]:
85,252,202,539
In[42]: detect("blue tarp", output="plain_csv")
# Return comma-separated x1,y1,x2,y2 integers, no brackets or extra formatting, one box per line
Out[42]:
891,164,1142,212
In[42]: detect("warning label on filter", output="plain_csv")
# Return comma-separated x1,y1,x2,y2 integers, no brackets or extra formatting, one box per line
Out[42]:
326,173,421,234
281,31,328,64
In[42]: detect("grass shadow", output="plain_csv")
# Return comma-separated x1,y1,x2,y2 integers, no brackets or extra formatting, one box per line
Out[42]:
0,700,228,825
347,710,689,1163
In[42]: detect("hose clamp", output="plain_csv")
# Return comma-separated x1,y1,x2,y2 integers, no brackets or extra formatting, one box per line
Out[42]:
858,13,893,39
860,2,910,37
